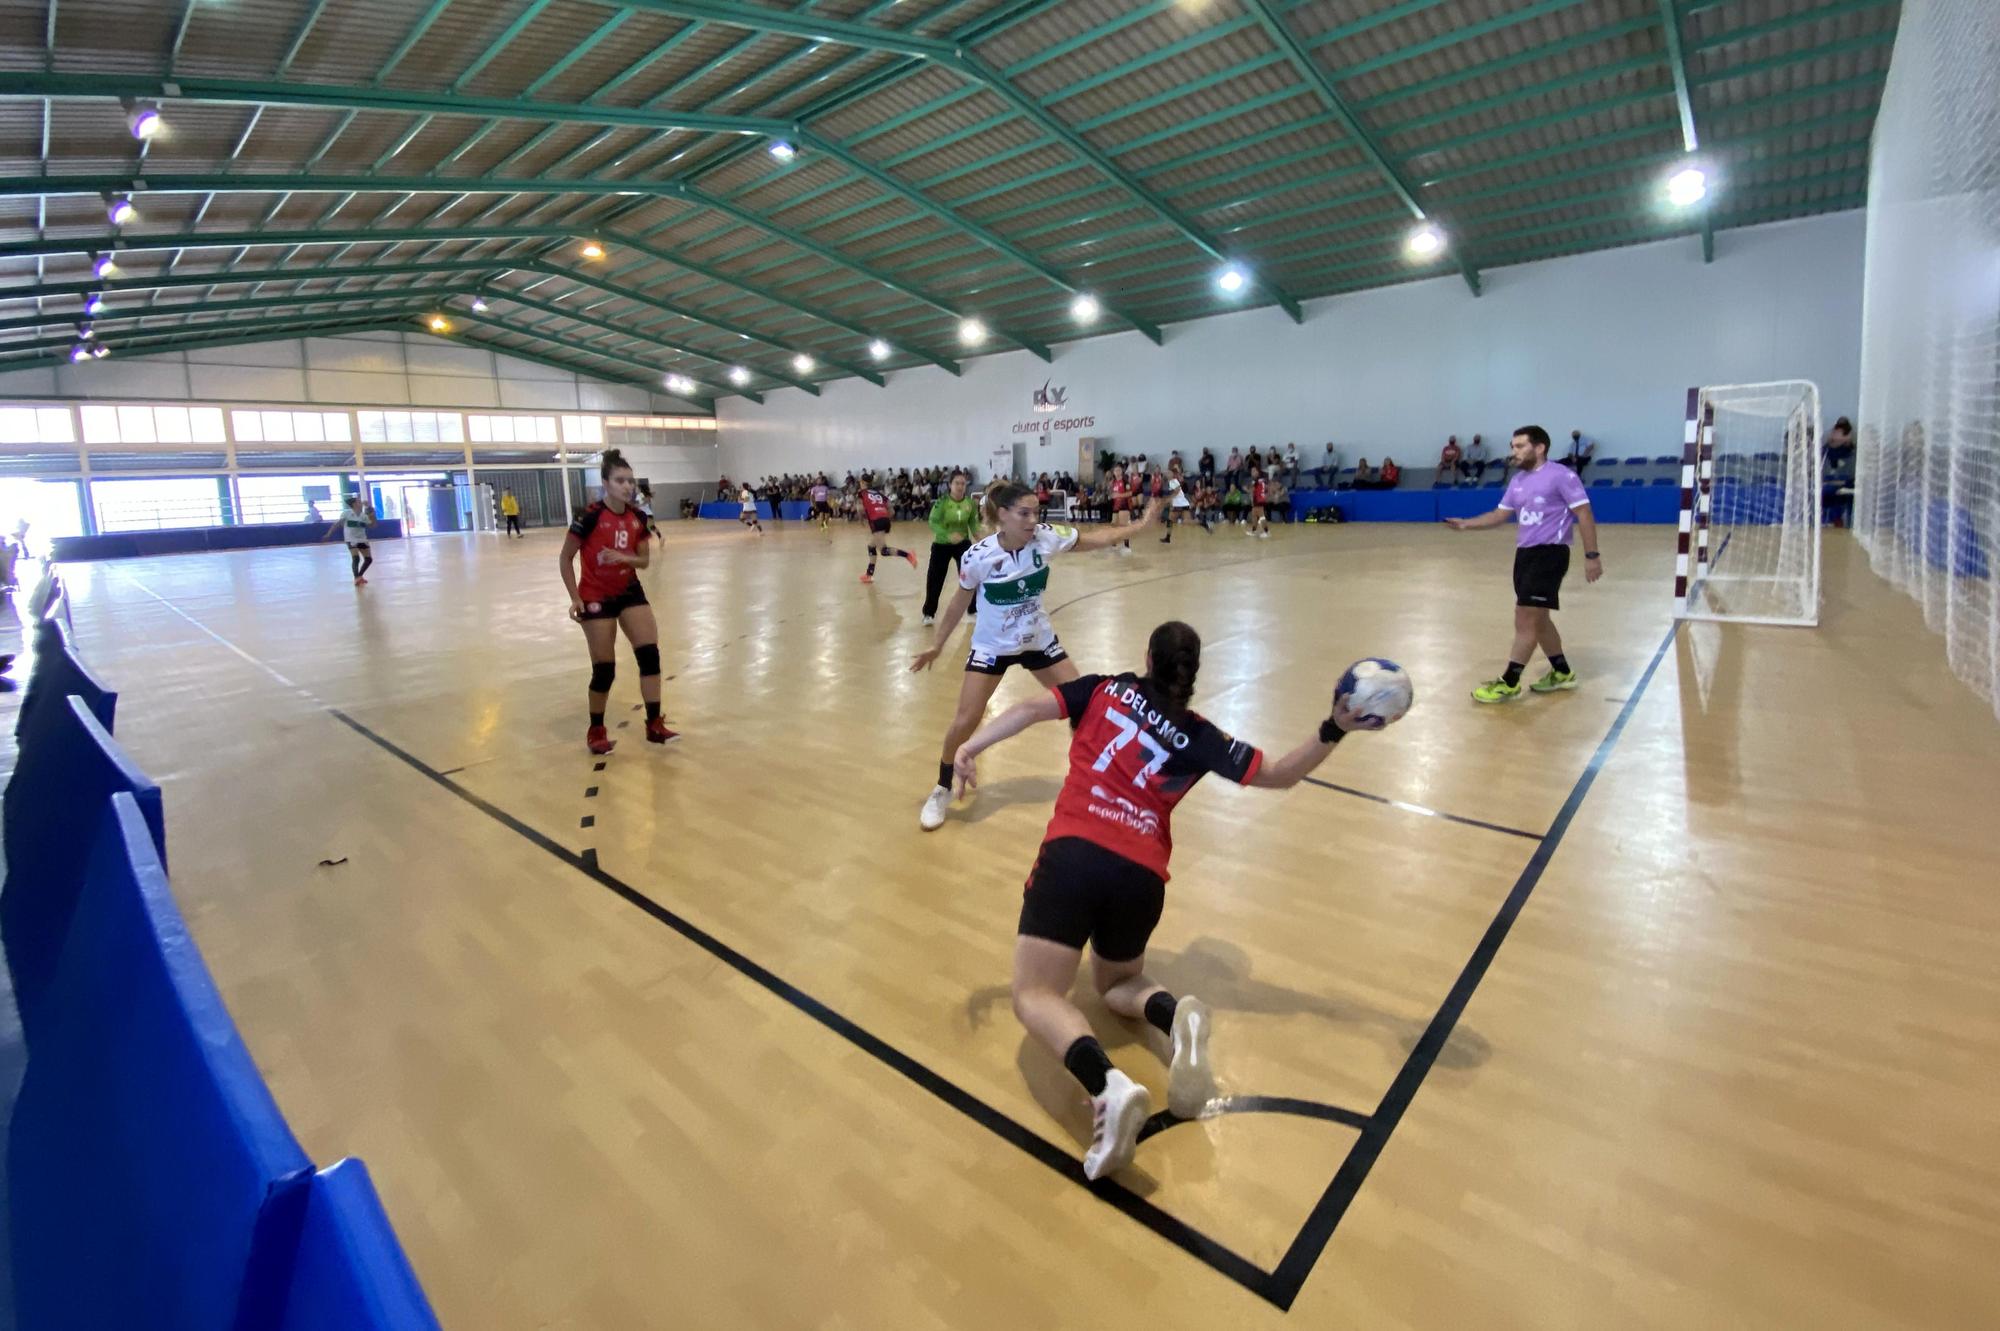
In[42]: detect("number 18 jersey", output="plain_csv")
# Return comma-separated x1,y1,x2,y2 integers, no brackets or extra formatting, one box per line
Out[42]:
568,501,647,602
1045,673,1262,881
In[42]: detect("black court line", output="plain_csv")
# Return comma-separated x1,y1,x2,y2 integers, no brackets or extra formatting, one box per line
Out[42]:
1298,776,1543,842
324,707,1293,1303
1261,588,1703,1309
1139,1095,1372,1145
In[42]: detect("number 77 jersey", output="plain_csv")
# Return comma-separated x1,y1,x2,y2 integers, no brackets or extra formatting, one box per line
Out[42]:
1045,673,1264,881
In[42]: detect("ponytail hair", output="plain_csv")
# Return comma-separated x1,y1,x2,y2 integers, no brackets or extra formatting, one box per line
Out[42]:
982,479,1035,525
1144,620,1201,714
600,447,631,481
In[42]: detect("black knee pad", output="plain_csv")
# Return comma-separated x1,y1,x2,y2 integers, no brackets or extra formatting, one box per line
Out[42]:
589,661,616,693
633,643,661,677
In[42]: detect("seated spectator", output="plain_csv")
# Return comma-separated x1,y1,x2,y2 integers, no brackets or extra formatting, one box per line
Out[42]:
1352,457,1377,489
1283,441,1301,488
1267,475,1290,519
1822,415,1857,527
1224,445,1243,488
1437,435,1462,485
1464,433,1488,482
1198,447,1215,481
1379,457,1401,489
1316,441,1339,485
1222,481,1248,523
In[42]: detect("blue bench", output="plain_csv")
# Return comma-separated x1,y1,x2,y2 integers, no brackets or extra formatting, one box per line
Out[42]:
10,793,316,1330
1,693,168,1039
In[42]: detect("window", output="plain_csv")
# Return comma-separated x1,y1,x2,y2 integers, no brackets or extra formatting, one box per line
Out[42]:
560,414,605,446
79,404,237,446
357,409,458,446
604,415,715,431
467,414,558,447
90,476,227,533
0,407,76,445
155,406,191,445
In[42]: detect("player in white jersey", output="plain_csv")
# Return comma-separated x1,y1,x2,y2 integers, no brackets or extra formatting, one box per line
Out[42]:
737,484,764,534
909,479,1164,830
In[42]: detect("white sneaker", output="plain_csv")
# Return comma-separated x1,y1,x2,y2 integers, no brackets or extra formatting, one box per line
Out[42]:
1167,997,1215,1118
1257,530,1270,540
1083,1069,1151,1181
918,784,952,831
922,614,935,626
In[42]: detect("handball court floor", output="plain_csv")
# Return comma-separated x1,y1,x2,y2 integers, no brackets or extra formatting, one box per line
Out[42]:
53,520,2000,1329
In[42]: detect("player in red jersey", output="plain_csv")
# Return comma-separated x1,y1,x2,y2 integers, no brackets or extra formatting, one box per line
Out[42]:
1248,466,1271,540
952,621,1388,1179
559,448,676,754
857,473,917,583
1108,464,1134,556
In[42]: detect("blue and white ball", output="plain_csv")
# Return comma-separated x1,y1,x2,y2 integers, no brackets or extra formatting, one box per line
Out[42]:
1337,657,1414,726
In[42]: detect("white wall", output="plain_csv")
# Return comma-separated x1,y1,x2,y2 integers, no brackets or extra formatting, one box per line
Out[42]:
0,329,705,416
718,211,1864,479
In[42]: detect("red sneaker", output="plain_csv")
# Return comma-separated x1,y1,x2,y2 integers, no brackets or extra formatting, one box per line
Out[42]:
645,717,679,744
859,572,873,584
902,550,917,569
586,725,615,755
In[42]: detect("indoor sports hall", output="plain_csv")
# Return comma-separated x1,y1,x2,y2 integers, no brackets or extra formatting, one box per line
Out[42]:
1,2,1995,1329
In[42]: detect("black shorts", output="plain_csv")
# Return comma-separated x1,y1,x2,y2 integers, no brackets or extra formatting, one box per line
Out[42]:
812,502,833,517
347,542,370,554
1514,544,1570,609
965,638,1066,675
868,517,892,535
579,582,650,621
1019,837,1165,962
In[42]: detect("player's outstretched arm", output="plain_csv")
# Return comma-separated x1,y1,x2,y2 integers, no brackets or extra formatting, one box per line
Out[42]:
1249,697,1381,789
911,583,975,670
953,692,1064,794
1443,508,1512,531
1071,496,1166,550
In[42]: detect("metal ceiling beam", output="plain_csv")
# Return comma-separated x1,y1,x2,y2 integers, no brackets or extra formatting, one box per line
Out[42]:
1653,0,1712,260
0,262,499,305
0,73,789,138
445,307,729,400
0,318,418,373
0,313,424,366
424,327,704,402
486,284,818,395
1240,0,1480,295
0,287,461,337
612,1,957,59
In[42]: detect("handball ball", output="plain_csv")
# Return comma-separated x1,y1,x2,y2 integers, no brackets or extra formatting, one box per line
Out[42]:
1337,658,1414,726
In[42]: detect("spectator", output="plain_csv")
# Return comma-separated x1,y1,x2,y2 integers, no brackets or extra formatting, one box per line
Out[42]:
1465,433,1489,483
1317,441,1339,486
1268,473,1290,522
1198,447,1215,482
1222,480,1248,524
1380,457,1402,489
1224,445,1243,489
1352,458,1377,489
1565,429,1596,479
1283,441,1300,489
1438,435,1463,486
1822,415,1857,527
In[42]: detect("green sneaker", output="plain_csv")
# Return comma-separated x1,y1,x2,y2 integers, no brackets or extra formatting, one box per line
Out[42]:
1529,668,1579,693
1471,678,1523,704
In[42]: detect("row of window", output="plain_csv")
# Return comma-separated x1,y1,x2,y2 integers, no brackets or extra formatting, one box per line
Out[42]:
0,402,708,450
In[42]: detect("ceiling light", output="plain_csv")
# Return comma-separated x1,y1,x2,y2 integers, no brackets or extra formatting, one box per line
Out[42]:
69,345,91,363
792,353,815,373
106,195,136,226
77,324,94,339
958,318,987,345
1215,264,1247,294
124,101,161,140
90,344,109,359
93,254,117,279
428,315,450,333
579,239,606,259
1405,223,1445,259
1666,165,1708,208
868,338,891,361
768,140,797,162
85,295,105,315
729,366,751,385
470,295,489,313
1070,293,1100,324
665,373,696,395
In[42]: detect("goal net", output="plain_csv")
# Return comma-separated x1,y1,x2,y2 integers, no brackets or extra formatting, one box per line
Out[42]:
1676,380,1822,626
1855,0,1999,720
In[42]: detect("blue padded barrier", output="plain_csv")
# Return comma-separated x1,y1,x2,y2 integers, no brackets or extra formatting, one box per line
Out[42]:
2,694,168,1038
16,619,117,741
276,1158,443,1331
1632,486,1683,523
1583,487,1635,523
9,793,315,1331
779,500,811,521
699,500,775,519
52,519,403,562
1337,491,1440,522
1435,489,1496,520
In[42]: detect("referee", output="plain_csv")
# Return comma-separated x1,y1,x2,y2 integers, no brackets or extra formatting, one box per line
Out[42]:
921,470,980,626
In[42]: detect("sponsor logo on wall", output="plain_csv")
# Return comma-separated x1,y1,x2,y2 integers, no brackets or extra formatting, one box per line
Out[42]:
1013,379,1095,435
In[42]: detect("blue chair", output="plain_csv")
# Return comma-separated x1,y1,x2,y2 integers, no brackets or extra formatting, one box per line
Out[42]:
1624,456,1652,468
1594,457,1618,470
9,793,316,1331
276,1158,443,1331
1651,476,1677,486
1,694,167,1041
1621,477,1646,487
1653,455,1680,467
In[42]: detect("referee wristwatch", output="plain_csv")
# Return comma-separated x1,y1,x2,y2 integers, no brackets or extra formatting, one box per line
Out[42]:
1584,549,1601,559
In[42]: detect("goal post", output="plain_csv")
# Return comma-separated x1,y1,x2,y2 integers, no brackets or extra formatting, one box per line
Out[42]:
1675,380,1823,626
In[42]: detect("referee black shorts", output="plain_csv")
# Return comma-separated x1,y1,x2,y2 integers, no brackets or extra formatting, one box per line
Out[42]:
1513,544,1570,609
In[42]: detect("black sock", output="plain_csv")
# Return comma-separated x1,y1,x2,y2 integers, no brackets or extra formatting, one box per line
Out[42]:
589,711,604,728
1502,662,1525,687
645,701,661,721
938,761,954,791
866,561,876,575
1063,1036,1113,1097
1549,654,1570,674
1143,991,1177,1036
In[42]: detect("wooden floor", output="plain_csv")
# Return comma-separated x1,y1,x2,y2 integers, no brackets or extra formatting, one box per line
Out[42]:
55,518,2000,1329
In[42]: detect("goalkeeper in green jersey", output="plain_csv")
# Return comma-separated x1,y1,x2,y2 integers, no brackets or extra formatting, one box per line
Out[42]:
922,470,981,625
